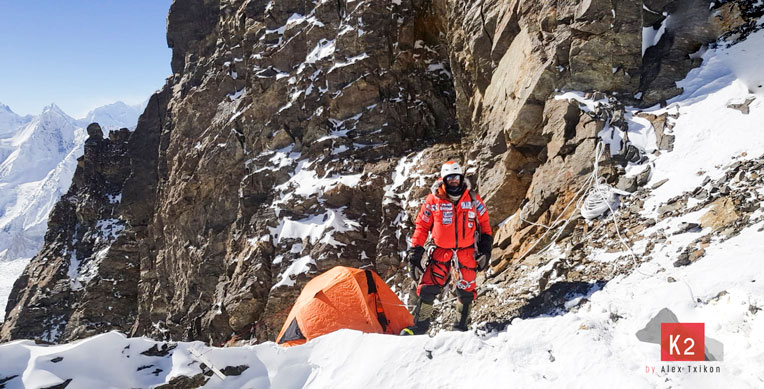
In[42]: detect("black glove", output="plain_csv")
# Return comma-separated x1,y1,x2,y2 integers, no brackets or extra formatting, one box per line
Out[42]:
407,246,425,279
476,234,493,271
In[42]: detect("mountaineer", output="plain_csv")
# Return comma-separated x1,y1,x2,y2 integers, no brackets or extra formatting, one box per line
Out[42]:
401,161,493,335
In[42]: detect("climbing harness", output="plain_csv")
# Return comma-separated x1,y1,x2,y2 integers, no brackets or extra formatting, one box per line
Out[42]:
450,249,475,290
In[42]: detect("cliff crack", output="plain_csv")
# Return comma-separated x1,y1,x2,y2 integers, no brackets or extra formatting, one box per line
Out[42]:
336,0,345,20
479,1,494,48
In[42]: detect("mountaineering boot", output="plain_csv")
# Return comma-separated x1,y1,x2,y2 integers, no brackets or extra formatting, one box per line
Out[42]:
451,300,471,331
452,289,474,331
400,299,434,335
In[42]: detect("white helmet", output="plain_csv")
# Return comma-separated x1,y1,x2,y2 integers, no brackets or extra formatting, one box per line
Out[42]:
440,161,463,178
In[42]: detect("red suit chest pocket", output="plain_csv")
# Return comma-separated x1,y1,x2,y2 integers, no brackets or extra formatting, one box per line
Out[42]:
438,203,453,225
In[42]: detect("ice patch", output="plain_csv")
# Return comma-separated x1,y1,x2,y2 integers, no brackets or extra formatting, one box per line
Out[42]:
271,255,315,290
331,145,349,155
95,219,124,244
228,88,245,101
554,92,609,113
642,16,670,56
306,39,336,64
426,62,452,79
271,208,360,247
274,160,362,203
329,53,369,73
383,151,425,207
251,146,301,173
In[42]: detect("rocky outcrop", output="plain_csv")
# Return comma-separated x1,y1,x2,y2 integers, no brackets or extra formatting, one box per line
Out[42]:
4,0,759,344
1,124,134,341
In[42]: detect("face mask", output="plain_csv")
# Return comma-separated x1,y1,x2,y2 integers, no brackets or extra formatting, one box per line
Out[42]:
444,175,464,195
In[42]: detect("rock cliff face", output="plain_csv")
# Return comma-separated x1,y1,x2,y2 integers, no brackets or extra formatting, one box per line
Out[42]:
2,0,758,343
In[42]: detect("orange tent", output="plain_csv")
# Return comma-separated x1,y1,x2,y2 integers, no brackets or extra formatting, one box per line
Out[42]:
276,266,413,346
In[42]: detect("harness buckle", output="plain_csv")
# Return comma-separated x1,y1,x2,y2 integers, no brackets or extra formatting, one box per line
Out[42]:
455,279,474,290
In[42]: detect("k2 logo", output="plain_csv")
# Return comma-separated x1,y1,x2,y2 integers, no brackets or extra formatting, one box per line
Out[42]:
636,308,723,362
660,323,705,361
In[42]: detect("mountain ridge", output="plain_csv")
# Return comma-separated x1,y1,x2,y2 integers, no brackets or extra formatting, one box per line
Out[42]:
1,0,761,349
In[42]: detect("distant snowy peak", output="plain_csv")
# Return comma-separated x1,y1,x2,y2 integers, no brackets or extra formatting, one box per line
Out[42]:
9,104,78,147
39,103,77,127
1,107,81,182
0,102,32,139
79,101,145,132
0,100,144,139
41,103,67,115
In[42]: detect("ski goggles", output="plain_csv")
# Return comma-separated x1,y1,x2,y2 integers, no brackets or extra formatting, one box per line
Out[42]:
445,174,461,183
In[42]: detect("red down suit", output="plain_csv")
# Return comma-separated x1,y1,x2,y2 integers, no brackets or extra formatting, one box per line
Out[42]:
410,183,492,293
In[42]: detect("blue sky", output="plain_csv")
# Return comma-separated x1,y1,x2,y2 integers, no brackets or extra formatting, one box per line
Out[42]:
0,1,172,117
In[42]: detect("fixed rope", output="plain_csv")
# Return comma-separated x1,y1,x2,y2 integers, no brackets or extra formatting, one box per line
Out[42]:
508,137,696,305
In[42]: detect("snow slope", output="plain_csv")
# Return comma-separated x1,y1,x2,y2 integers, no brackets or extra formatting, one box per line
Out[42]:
0,102,142,316
2,18,764,389
1,215,762,388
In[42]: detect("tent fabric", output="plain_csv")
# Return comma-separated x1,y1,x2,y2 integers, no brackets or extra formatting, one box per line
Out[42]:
276,266,414,346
